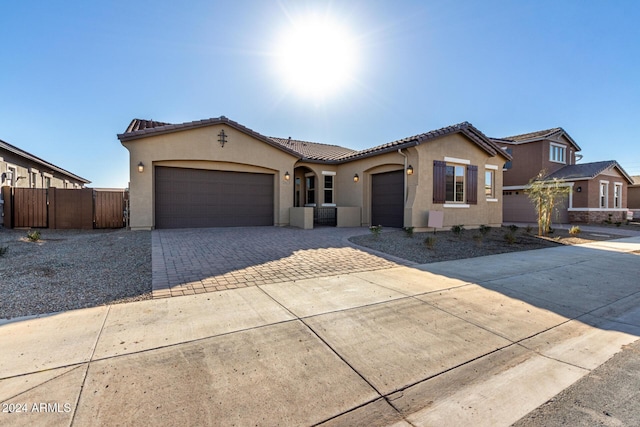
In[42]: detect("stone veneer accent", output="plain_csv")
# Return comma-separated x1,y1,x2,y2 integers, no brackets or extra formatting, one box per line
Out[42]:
569,210,626,224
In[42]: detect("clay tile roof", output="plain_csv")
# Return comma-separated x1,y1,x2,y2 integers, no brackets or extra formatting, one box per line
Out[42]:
268,137,357,161
501,127,563,142
544,160,633,183
124,119,172,133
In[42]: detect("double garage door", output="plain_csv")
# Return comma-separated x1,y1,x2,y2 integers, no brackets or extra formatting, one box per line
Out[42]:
155,167,274,229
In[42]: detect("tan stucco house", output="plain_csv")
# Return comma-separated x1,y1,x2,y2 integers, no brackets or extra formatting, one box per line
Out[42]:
494,128,633,224
118,116,510,231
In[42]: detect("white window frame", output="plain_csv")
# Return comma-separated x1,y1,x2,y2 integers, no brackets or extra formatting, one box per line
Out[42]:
445,162,466,204
304,172,316,207
599,180,609,208
550,142,566,164
485,165,498,202
614,183,623,209
5,164,18,187
321,171,336,207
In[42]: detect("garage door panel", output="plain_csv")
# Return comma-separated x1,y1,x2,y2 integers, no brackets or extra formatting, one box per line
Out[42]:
155,167,274,228
371,170,404,228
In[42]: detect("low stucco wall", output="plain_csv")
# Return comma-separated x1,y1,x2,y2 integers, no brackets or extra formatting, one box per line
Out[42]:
289,207,313,229
337,207,361,227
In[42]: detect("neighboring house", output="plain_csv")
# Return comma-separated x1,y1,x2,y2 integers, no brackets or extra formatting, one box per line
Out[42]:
1,138,90,190
118,116,511,230
628,176,640,213
493,128,633,224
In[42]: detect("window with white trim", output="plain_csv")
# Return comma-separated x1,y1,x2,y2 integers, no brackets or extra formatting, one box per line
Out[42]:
485,170,495,198
550,143,566,163
445,164,465,203
599,181,609,208
305,175,315,205
614,183,623,208
323,175,334,205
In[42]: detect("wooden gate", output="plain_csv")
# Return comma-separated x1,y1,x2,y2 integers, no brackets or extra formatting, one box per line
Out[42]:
13,188,48,228
94,190,126,229
2,187,126,229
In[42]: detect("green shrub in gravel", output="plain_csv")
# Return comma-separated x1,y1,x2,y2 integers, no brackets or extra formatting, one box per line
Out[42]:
27,230,41,242
473,234,483,246
451,224,465,236
509,224,518,233
424,236,437,249
479,225,491,235
0,246,7,257
369,225,382,238
504,231,517,244
402,226,414,237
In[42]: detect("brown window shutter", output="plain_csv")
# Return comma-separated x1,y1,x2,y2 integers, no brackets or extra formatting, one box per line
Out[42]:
433,160,446,203
467,165,478,205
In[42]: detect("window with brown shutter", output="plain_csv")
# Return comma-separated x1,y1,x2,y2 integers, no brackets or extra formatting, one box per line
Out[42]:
466,165,478,205
433,160,446,203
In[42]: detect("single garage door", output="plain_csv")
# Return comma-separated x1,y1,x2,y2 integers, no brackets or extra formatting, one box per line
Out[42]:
503,191,569,224
371,170,404,228
155,167,274,228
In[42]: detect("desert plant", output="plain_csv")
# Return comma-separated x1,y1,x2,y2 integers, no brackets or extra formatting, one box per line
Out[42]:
525,225,533,234
0,246,8,257
479,225,491,235
526,170,571,236
473,234,483,246
451,224,465,236
615,221,622,227
504,231,517,244
424,236,437,249
569,225,581,235
27,230,41,242
508,224,518,233
402,226,415,237
369,225,382,238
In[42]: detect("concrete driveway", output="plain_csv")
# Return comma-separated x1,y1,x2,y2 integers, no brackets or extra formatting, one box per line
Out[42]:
1,231,639,426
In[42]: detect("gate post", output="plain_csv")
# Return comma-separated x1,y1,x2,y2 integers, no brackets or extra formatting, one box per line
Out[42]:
1,186,12,228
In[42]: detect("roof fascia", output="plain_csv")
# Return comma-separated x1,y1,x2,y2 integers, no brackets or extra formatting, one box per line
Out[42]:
0,139,90,183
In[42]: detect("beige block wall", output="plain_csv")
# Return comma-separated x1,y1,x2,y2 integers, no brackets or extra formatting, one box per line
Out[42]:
122,125,298,230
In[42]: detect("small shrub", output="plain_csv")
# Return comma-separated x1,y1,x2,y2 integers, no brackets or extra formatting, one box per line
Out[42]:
525,225,533,234
424,236,437,249
548,227,554,234
0,246,8,257
473,234,483,246
369,225,382,238
27,230,41,242
569,225,581,235
402,226,415,237
615,222,622,227
479,225,491,235
504,231,517,244
508,224,518,233
451,224,465,236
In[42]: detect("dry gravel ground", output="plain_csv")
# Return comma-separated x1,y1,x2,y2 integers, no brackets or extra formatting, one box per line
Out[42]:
348,225,626,264
0,228,151,320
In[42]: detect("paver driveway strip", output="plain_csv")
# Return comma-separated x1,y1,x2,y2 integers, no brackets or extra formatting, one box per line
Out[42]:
152,227,407,298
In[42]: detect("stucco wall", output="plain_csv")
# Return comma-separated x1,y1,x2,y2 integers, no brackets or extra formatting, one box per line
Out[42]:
629,186,640,209
1,151,85,189
122,125,298,229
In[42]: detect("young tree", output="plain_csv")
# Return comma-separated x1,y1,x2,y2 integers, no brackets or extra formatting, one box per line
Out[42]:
526,170,571,236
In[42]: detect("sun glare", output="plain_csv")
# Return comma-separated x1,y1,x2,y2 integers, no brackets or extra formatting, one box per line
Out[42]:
274,15,358,99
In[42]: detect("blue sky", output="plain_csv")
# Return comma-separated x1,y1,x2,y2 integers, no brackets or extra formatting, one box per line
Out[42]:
2,0,639,188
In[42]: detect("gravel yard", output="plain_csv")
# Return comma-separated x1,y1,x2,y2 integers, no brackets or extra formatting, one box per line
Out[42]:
349,225,627,264
0,228,151,320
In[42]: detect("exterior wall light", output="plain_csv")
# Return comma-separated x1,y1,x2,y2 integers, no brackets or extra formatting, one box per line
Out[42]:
137,162,144,173
576,186,582,192
406,165,414,175
353,173,359,182
284,171,291,181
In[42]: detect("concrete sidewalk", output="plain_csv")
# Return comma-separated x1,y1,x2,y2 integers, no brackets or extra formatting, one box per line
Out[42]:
1,237,639,426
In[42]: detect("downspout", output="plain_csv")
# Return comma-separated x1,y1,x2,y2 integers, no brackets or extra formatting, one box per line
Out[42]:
398,149,408,203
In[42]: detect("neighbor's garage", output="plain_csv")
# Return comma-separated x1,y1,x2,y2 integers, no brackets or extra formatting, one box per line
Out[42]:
155,166,274,228
371,170,404,228
503,191,569,223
